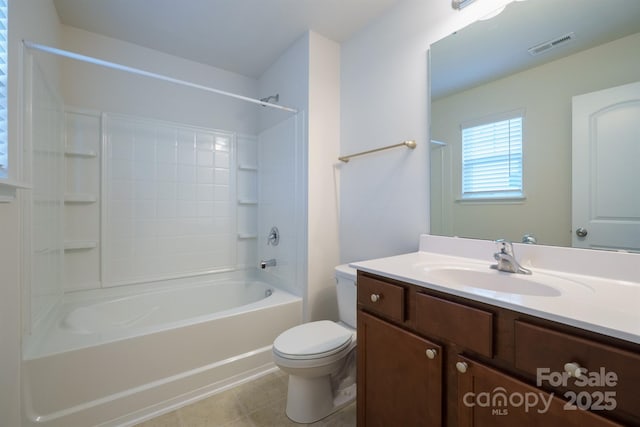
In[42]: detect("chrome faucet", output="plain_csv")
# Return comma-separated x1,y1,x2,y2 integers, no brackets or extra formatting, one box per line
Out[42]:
490,240,531,275
260,258,277,269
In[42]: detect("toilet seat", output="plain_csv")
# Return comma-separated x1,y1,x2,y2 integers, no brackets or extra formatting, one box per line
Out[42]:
273,320,353,360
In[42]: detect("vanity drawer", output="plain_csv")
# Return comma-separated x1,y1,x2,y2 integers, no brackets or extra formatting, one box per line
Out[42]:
514,321,640,422
415,293,493,358
357,275,406,323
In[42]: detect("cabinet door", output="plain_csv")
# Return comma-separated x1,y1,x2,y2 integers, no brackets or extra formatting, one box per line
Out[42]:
357,311,442,427
456,356,623,427
514,320,640,424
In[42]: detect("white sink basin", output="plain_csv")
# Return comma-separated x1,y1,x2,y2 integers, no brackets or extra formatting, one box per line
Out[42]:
421,266,588,297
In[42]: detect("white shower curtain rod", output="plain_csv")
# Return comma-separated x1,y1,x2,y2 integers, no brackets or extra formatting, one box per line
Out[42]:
23,40,298,114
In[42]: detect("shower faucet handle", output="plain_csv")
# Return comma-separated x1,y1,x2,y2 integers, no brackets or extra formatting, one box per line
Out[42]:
267,226,280,246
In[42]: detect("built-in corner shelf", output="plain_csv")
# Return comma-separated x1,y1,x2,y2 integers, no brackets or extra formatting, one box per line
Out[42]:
0,180,31,202
65,148,98,158
238,164,258,171
237,233,257,240
237,198,258,205
64,193,98,203
64,240,98,251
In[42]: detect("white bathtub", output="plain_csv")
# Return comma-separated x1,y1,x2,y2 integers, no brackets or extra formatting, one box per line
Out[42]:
22,273,302,427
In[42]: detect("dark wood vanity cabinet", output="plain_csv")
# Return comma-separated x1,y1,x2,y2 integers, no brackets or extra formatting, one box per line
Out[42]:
357,275,443,426
456,355,621,427
358,311,443,426
356,271,640,427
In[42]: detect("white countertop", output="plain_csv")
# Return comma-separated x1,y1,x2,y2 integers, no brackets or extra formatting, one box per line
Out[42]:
351,243,640,345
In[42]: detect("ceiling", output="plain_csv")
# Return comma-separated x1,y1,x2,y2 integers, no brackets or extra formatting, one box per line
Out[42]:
430,0,640,99
53,0,401,78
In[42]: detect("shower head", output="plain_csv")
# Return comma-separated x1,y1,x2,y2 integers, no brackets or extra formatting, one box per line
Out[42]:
259,94,279,104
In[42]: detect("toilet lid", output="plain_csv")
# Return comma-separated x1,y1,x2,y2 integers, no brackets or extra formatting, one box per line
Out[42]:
273,320,353,359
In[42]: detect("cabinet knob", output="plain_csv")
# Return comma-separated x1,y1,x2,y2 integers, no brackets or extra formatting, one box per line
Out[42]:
456,361,468,374
425,349,437,359
370,294,381,303
564,362,584,379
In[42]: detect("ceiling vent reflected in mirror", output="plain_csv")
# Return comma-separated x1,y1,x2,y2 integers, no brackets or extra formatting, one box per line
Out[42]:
452,0,477,10
528,32,576,56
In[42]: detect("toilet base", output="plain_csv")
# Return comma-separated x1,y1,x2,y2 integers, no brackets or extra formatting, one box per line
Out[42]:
284,374,356,423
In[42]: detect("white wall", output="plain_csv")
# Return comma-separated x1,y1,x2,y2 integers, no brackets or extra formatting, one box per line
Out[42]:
60,26,259,134
52,26,273,291
1,2,61,425
258,31,341,322
340,0,512,262
258,33,309,300
307,32,340,321
258,33,309,133
431,32,640,246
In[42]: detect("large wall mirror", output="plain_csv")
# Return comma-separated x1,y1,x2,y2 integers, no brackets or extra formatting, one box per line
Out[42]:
430,0,640,251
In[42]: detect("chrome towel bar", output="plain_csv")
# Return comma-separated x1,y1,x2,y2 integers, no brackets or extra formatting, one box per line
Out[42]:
338,140,416,163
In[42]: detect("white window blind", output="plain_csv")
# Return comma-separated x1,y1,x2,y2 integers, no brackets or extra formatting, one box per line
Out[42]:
0,0,7,178
461,113,523,200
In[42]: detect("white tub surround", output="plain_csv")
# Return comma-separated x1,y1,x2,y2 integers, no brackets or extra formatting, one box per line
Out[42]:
17,26,314,427
22,273,302,427
351,234,640,344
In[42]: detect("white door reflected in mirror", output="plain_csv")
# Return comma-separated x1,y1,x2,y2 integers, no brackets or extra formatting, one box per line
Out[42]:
572,81,640,252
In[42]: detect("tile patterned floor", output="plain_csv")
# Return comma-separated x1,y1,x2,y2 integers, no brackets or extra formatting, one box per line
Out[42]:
135,370,356,427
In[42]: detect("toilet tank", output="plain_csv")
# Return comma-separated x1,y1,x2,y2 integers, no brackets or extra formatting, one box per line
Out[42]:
335,264,357,328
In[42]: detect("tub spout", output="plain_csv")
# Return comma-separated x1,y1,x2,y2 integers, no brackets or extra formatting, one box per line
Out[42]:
260,259,276,269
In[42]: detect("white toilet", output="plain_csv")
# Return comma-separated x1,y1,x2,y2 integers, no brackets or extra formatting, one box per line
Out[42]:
272,264,357,423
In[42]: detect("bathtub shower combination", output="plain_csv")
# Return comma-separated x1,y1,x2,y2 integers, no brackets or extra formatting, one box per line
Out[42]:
21,42,304,426
23,273,301,427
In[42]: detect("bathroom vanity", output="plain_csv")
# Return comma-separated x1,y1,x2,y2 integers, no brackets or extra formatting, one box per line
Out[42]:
353,236,640,427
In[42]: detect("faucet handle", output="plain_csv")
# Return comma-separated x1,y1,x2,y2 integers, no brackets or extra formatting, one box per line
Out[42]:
267,226,280,246
494,239,514,255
